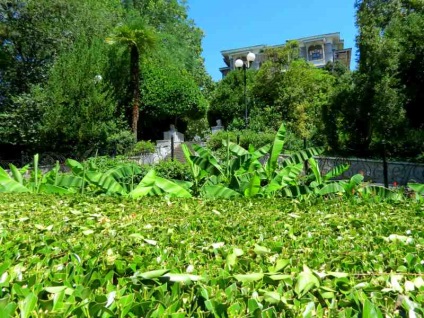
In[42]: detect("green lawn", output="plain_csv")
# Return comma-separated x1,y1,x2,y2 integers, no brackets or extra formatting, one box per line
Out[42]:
0,194,423,317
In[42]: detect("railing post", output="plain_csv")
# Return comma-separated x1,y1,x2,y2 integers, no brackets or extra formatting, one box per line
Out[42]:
382,140,389,188
171,135,174,162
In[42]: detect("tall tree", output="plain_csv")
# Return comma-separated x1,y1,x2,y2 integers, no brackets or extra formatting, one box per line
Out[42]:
106,19,156,141
352,0,424,156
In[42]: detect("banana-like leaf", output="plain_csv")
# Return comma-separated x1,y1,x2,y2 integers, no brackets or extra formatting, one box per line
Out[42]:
223,140,249,157
33,154,39,189
282,185,312,198
244,172,261,197
129,170,156,199
266,164,303,194
154,176,192,198
360,186,403,201
65,159,85,176
129,186,152,199
55,175,84,189
9,164,23,184
318,182,345,196
202,185,240,199
106,163,142,180
0,167,30,193
39,184,70,194
252,144,271,159
85,171,126,195
282,147,324,167
307,158,322,185
182,144,202,181
323,164,350,181
408,183,424,195
192,144,224,176
266,123,286,180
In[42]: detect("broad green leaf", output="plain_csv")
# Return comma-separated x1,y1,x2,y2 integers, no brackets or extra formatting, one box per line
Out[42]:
202,185,240,199
318,182,345,196
324,163,350,180
9,164,23,184
362,299,383,318
18,293,37,318
263,291,281,304
154,176,192,198
0,303,17,318
234,273,264,283
65,158,84,176
244,172,260,197
254,244,271,255
85,171,126,195
0,167,30,193
133,269,170,280
295,269,320,296
307,157,322,185
266,123,286,180
408,183,424,195
163,273,203,283
44,286,70,294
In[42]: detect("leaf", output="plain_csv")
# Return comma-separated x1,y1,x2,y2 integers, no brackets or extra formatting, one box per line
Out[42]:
82,229,94,235
362,299,383,318
65,158,84,176
324,164,350,180
133,269,170,280
318,182,345,196
295,268,320,296
202,185,240,199
234,272,264,283
163,273,203,283
253,244,271,255
244,172,261,197
143,238,157,246
18,293,37,318
85,171,126,195
9,164,23,184
154,176,192,198
266,123,286,180
0,167,30,193
44,286,67,293
263,291,281,304
408,183,424,195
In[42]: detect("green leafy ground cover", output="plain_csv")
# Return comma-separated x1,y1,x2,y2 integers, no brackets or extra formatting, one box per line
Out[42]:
0,194,423,317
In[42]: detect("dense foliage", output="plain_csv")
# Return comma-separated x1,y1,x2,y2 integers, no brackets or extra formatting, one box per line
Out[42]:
0,0,211,154
208,1,423,160
0,194,423,316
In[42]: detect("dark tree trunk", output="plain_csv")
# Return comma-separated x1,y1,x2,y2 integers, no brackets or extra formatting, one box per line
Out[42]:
130,45,140,141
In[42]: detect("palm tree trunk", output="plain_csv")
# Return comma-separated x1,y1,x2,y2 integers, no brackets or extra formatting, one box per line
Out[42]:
130,45,140,141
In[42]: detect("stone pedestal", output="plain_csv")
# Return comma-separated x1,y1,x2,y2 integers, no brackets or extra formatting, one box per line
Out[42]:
211,119,224,134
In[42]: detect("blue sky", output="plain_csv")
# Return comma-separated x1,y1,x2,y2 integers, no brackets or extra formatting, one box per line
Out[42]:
187,0,358,81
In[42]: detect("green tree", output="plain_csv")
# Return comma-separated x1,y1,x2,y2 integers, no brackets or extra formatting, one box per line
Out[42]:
38,37,124,153
141,59,207,125
208,69,257,129
351,0,423,156
106,19,156,141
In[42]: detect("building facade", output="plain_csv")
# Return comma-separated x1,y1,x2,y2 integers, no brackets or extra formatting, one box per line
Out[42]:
219,32,352,78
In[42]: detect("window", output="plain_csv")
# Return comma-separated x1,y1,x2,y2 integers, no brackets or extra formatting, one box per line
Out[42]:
308,45,323,60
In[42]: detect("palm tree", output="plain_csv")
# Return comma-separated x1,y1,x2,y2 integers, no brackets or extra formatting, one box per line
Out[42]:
106,19,156,141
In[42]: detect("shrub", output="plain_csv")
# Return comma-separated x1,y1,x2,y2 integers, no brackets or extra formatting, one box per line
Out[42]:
130,140,156,155
184,118,211,141
206,130,275,151
151,159,192,181
105,130,135,155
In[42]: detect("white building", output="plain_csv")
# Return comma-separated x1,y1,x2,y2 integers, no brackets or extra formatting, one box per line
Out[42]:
219,32,352,78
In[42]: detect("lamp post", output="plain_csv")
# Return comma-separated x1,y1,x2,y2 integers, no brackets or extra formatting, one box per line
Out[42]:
235,52,256,128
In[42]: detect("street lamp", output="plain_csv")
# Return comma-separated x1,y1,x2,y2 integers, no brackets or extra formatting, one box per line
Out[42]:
235,52,256,128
